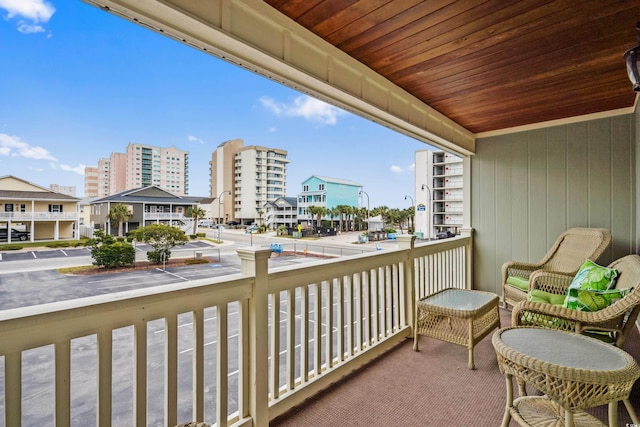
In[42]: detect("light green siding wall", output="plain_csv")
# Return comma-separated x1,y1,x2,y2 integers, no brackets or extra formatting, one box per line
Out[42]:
472,114,636,295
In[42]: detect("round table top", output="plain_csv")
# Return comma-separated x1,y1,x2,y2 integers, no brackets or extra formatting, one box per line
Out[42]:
493,327,640,383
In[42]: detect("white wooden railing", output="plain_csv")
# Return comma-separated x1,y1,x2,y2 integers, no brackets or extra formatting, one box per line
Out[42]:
0,212,79,220
0,232,472,426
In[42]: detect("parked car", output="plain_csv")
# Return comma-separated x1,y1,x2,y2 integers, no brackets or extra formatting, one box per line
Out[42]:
226,221,239,226
0,228,30,242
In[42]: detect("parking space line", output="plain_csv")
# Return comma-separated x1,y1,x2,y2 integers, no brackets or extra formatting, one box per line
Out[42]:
156,268,188,281
61,250,68,257
31,252,37,258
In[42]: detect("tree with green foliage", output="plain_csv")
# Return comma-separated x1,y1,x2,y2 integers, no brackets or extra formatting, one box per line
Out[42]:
186,206,206,235
131,223,189,264
88,229,135,268
307,205,326,230
108,203,132,237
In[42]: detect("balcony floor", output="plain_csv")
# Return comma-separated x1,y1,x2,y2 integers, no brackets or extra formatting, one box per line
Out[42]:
272,308,640,426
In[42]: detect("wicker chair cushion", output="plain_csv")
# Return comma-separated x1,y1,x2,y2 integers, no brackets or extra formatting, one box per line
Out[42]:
528,289,566,306
506,275,529,291
567,260,618,291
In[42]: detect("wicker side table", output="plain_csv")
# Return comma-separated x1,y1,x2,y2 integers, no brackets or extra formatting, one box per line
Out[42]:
492,327,640,427
413,288,500,369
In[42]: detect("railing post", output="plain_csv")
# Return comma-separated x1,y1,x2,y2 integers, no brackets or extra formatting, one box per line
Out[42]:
237,247,272,427
396,235,416,331
460,228,474,290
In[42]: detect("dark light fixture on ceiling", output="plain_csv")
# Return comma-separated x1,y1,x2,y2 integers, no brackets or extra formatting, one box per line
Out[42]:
623,21,640,92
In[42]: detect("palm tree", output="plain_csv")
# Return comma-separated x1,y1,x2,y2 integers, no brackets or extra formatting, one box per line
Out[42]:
336,205,348,232
108,203,131,237
372,205,389,230
307,205,326,230
328,207,339,229
186,206,206,235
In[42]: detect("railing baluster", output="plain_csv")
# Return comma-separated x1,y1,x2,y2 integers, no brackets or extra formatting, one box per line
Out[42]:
269,293,280,399
300,286,309,382
286,288,296,391
134,321,147,427
165,316,178,427
325,280,333,369
55,341,71,427
5,351,21,426
313,283,321,376
193,309,205,423
97,330,112,426
217,304,228,427
353,273,361,354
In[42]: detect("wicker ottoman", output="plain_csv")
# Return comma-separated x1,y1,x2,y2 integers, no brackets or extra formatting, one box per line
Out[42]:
413,288,500,369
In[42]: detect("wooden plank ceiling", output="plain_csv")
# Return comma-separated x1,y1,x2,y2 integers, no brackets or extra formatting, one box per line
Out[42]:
263,0,640,134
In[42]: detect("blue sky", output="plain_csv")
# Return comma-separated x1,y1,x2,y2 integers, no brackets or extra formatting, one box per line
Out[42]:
0,0,436,208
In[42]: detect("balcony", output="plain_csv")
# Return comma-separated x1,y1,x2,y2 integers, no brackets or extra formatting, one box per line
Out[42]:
1,232,638,426
0,212,79,221
0,235,469,425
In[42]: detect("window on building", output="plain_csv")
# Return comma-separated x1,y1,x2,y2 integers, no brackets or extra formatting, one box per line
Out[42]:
48,204,63,213
303,185,308,191
319,184,325,190
19,204,26,212
4,204,13,212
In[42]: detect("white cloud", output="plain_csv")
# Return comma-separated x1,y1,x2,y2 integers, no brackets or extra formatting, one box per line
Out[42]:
390,165,403,174
60,163,86,175
409,163,415,171
188,135,205,144
17,22,45,34
0,0,55,22
0,0,55,34
268,127,277,133
0,133,57,161
260,95,347,125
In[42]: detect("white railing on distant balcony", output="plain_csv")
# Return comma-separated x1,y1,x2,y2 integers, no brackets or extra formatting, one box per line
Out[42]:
0,212,79,220
143,213,189,221
0,232,472,426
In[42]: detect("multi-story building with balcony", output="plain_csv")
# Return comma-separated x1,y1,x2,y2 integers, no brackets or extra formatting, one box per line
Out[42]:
89,186,198,236
84,143,189,198
297,175,361,226
209,138,288,225
414,150,463,239
263,196,297,230
0,175,80,242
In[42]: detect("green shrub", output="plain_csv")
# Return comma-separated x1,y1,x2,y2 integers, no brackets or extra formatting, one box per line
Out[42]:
147,248,171,264
197,232,206,237
91,240,135,268
45,241,73,248
189,234,198,239
88,229,135,268
185,258,209,265
0,244,23,251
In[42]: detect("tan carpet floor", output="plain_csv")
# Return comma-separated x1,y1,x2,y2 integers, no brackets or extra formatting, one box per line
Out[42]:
271,308,640,426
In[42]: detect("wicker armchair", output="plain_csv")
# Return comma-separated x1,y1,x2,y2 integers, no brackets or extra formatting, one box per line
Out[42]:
512,254,640,348
502,228,611,308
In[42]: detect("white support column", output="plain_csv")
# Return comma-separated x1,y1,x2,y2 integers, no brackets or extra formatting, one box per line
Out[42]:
237,247,272,427
460,227,474,290
396,235,416,331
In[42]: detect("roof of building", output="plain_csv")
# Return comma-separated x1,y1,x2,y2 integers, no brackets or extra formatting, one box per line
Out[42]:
303,175,362,187
265,196,298,208
91,186,198,204
0,175,80,201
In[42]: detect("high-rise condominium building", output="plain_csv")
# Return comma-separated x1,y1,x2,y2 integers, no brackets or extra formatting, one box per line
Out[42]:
49,184,77,197
209,138,288,225
84,143,189,197
414,150,463,239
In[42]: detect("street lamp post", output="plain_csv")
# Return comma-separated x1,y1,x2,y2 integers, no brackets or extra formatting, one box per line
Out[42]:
218,190,231,241
404,195,414,234
421,184,432,239
359,190,370,231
